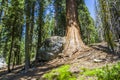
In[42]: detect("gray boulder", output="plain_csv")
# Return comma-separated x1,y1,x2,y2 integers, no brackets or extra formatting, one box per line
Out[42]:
38,36,65,61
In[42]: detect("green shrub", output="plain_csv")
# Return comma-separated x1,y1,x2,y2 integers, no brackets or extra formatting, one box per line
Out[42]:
96,62,120,80
43,65,77,80
81,68,101,76
79,62,120,80
43,62,120,80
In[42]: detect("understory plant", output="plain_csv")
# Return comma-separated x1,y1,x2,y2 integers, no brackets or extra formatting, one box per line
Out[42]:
43,62,120,80
79,62,120,80
42,65,77,80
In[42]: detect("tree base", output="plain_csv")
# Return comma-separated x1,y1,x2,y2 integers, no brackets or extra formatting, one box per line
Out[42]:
63,45,89,57
63,25,87,57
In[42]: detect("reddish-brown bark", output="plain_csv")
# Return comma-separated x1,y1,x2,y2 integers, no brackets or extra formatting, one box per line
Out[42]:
64,0,86,56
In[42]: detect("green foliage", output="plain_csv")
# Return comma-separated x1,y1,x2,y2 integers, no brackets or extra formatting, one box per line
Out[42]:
43,65,77,80
96,62,120,80
42,15,54,41
0,25,2,32
53,0,66,36
79,62,120,80
77,0,99,44
44,63,120,80
0,0,24,67
96,0,120,52
80,68,100,76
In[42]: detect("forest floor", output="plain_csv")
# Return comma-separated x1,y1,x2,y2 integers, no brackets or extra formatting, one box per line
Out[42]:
0,42,120,80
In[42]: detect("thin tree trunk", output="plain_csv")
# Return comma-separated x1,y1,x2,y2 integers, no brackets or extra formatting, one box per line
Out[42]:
8,26,15,72
16,25,23,65
12,52,16,70
29,2,35,60
25,23,30,72
16,26,23,65
25,0,31,72
35,0,44,61
8,15,17,72
36,28,42,61
54,0,59,35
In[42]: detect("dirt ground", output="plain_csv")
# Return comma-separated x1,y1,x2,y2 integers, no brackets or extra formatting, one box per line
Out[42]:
0,42,120,80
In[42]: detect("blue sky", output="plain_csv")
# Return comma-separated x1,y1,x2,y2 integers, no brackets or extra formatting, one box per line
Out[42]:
45,0,96,20
85,0,95,20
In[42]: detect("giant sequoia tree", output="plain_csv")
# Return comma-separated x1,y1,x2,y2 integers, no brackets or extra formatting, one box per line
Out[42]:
64,0,86,56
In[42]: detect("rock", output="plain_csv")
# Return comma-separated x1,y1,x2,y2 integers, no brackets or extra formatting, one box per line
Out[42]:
93,59,104,63
38,36,65,61
0,55,7,69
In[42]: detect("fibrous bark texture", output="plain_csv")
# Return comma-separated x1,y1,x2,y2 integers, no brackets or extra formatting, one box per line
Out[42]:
64,0,86,56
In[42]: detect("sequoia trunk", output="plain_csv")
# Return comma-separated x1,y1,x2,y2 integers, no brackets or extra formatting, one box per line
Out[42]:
64,0,85,55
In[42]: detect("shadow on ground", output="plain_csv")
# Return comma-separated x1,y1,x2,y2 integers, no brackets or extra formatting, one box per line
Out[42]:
90,43,120,62
0,62,63,80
